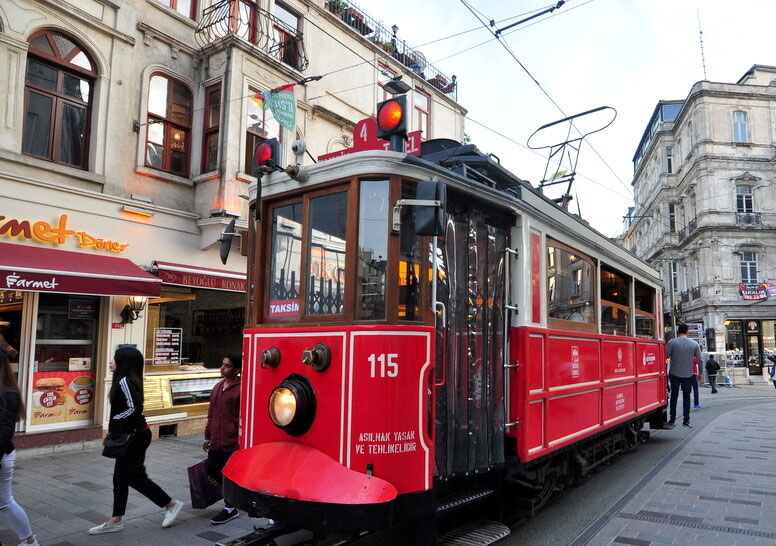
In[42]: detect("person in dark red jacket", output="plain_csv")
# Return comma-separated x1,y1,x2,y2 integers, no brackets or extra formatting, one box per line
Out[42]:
203,353,241,524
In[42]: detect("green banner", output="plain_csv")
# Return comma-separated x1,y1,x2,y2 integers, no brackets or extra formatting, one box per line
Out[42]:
266,84,296,131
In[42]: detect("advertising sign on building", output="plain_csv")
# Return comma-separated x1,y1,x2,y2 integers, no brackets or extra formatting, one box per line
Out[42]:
740,283,768,300
153,328,182,366
686,322,705,351
30,371,96,426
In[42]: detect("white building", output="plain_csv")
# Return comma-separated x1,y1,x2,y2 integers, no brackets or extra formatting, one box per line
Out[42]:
628,65,776,383
0,0,465,450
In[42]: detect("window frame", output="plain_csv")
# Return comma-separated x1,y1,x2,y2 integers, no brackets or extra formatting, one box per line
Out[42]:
413,88,430,140
273,1,301,68
145,72,193,177
158,0,197,20
733,110,748,143
546,238,597,333
740,251,758,284
665,146,673,174
23,30,96,170
600,264,631,336
736,184,753,213
201,82,221,174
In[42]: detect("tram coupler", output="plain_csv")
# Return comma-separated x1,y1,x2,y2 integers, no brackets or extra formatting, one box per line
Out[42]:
215,524,298,546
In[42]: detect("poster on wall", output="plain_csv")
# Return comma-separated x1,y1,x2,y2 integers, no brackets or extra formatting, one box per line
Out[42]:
153,328,182,366
686,322,705,351
30,371,96,426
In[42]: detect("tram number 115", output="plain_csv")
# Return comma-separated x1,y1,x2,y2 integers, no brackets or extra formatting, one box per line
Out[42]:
368,353,399,378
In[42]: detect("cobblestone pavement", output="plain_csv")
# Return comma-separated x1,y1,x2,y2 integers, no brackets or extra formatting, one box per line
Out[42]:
574,383,776,546
3,384,775,545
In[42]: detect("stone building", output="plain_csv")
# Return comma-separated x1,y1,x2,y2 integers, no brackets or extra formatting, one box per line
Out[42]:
627,65,776,383
0,0,465,450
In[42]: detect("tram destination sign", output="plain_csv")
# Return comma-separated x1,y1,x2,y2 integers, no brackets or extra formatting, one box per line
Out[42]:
318,117,421,161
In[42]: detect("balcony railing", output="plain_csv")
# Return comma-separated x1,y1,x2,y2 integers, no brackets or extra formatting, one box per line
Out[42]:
691,286,700,300
736,212,761,225
195,0,309,71
324,0,458,100
680,291,689,303
688,217,697,233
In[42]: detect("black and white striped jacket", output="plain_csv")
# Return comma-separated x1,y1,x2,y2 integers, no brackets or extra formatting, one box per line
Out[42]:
109,377,147,434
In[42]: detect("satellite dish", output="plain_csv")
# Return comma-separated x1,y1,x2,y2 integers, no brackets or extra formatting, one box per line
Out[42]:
219,217,237,265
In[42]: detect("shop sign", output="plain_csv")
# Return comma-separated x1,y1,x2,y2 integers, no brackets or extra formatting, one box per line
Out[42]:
68,299,97,320
153,328,182,365
0,213,129,253
739,283,768,300
157,269,246,293
30,371,95,426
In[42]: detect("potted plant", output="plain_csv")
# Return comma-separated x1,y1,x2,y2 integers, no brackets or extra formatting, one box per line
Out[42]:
325,0,347,17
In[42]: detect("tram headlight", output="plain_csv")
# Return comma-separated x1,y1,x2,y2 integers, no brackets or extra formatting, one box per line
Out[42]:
268,374,316,436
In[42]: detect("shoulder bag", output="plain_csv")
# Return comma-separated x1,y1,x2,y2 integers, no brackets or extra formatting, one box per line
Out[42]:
102,432,134,458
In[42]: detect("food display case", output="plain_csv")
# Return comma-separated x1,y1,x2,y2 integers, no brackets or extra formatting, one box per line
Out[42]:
143,370,221,417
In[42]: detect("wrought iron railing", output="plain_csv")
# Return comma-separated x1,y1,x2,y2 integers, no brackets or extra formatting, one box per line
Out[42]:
324,0,457,100
195,0,309,71
688,217,697,233
680,291,689,303
678,227,686,241
736,212,761,225
691,286,700,300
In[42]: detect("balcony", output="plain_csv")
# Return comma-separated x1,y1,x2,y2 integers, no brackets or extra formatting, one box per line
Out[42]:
680,291,689,303
736,212,761,225
195,0,309,72
690,286,700,300
688,217,697,233
323,0,458,100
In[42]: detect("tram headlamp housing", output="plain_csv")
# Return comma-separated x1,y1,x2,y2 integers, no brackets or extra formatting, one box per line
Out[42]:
268,374,316,436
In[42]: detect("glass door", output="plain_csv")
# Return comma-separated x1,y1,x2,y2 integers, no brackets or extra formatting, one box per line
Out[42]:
746,334,762,375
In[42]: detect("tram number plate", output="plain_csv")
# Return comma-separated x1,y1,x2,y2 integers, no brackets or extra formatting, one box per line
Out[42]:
368,353,399,378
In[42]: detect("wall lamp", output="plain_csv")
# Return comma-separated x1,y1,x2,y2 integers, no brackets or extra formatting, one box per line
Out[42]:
121,296,147,324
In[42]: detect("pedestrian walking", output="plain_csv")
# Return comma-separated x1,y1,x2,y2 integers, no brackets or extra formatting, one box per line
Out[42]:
705,355,720,394
203,353,241,525
0,349,40,546
665,323,702,429
768,354,776,391
89,347,183,535
691,358,702,408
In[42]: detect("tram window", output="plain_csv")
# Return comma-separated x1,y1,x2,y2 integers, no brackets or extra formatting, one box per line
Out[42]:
634,280,656,338
398,183,423,321
601,265,630,336
547,241,595,331
356,180,389,320
307,192,348,315
267,203,303,319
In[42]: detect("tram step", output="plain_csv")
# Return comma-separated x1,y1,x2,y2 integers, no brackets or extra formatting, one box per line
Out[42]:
436,488,497,514
437,520,511,546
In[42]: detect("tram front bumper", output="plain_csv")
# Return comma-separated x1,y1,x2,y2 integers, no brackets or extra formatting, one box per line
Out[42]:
222,442,398,533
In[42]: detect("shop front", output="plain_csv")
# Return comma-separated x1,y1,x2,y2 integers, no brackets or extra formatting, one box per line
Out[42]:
140,261,246,436
724,319,776,375
0,241,161,447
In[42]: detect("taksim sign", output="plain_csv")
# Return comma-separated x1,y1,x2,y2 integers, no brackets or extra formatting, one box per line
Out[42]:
0,213,130,253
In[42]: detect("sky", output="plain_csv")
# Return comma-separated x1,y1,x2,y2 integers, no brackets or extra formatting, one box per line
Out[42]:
353,0,776,237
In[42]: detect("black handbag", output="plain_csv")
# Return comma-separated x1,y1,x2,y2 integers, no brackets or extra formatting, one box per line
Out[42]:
102,432,134,458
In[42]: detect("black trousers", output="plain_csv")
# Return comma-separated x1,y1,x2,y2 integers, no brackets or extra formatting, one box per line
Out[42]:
206,449,235,508
708,374,718,393
112,428,172,517
669,374,693,425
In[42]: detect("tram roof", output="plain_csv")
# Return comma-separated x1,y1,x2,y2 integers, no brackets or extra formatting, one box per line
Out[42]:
252,148,662,287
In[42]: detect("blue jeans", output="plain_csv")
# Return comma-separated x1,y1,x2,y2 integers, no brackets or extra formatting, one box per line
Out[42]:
669,374,693,425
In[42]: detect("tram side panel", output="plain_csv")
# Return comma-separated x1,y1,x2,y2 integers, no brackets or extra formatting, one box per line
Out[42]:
509,326,666,463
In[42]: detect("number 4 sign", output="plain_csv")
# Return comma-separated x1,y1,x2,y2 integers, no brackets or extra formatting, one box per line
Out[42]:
318,118,422,161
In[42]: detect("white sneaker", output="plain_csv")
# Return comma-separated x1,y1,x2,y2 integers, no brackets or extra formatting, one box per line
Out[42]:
162,499,183,528
18,537,41,546
89,521,124,534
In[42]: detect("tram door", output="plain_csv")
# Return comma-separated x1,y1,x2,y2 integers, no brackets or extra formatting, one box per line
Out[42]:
433,199,509,477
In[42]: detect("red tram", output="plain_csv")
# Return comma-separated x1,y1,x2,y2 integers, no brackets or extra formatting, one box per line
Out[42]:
222,119,667,545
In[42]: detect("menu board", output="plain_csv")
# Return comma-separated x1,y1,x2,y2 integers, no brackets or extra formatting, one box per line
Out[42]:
30,371,96,426
153,328,182,366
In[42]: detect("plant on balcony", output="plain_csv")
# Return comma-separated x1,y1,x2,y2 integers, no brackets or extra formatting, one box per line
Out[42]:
344,7,372,35
380,41,395,54
325,0,347,16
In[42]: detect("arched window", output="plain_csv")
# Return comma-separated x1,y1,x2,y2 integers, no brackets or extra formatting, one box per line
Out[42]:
146,73,192,177
23,30,96,169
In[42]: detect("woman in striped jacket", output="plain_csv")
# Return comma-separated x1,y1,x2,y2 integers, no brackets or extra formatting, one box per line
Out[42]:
89,347,183,534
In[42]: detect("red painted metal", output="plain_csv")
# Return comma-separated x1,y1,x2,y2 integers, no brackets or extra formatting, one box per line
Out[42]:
223,441,398,504
509,326,666,461
239,325,434,496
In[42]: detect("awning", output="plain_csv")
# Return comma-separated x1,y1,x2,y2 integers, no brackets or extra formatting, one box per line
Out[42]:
0,242,161,297
153,261,246,293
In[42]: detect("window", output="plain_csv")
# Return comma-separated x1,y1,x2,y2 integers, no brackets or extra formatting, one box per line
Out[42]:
356,180,389,320
23,30,96,169
601,265,630,336
267,202,303,319
736,185,753,213
307,192,348,315
668,203,676,233
378,64,397,102
398,182,423,321
740,251,758,283
687,120,693,150
244,87,280,174
666,147,673,174
546,240,595,331
202,83,221,173
695,260,700,288
273,2,301,67
671,260,678,293
145,74,192,176
157,0,196,20
733,111,748,143
413,89,430,139
634,281,656,338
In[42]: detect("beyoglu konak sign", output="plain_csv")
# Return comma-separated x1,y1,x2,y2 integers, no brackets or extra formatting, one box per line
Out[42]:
0,213,129,253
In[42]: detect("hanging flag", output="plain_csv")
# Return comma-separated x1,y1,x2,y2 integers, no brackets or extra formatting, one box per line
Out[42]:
266,84,296,131
250,93,268,110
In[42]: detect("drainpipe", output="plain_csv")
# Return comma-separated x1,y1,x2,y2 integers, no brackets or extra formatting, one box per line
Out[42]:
217,45,233,211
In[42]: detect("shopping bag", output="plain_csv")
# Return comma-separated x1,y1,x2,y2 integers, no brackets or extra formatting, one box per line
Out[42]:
187,459,223,509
